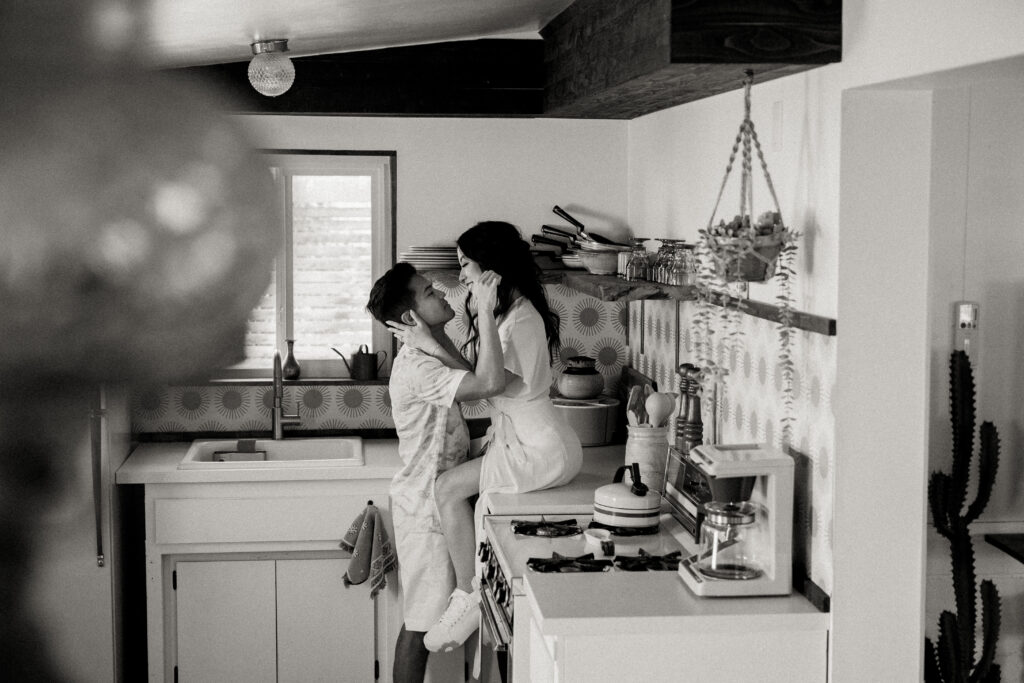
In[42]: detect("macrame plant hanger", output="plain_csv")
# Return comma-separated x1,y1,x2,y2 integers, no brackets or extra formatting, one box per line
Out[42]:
704,70,787,282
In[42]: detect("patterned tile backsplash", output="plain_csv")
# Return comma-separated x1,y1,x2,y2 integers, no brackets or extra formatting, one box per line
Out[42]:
629,299,836,595
132,280,835,596
132,282,629,433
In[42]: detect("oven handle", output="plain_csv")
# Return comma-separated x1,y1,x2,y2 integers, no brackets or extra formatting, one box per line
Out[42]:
479,583,509,651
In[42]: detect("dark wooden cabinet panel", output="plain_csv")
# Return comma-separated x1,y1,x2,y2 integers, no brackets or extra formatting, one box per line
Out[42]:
543,0,841,119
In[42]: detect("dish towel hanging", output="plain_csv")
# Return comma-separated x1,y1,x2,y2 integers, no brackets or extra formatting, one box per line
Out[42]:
340,501,396,598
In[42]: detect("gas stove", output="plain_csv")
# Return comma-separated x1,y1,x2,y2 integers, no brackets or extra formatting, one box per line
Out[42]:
480,514,683,623
478,512,688,683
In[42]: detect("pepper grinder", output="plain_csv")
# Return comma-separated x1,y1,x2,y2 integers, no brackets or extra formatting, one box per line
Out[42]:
675,363,703,454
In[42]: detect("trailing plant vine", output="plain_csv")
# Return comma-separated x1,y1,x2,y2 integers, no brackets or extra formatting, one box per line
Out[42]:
692,70,802,446
774,230,800,444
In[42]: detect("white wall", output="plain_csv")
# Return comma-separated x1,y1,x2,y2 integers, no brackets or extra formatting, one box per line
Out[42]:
958,82,1024,521
625,2,1024,681
927,80,1024,521
836,88,935,683
237,115,630,248
627,67,842,318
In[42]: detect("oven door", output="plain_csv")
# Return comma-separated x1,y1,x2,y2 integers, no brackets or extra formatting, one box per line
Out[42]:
479,579,511,683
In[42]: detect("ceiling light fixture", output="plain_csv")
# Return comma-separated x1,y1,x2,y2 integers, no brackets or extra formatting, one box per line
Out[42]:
247,39,295,97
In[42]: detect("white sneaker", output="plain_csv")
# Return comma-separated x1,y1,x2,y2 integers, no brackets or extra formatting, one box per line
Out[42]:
423,588,481,652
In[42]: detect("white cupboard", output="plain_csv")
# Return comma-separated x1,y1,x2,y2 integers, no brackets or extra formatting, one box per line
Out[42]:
176,560,277,682
139,477,396,682
174,557,375,682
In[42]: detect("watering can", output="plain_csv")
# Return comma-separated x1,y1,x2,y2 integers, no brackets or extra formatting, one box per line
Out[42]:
333,344,387,380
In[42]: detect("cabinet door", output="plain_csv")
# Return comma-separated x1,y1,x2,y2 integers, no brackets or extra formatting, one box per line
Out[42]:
276,558,376,683
176,560,277,683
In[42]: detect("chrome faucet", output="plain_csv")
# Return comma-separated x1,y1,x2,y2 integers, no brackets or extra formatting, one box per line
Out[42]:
272,351,301,439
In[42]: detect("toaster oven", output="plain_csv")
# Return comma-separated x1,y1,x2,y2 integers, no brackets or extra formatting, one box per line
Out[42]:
663,446,712,541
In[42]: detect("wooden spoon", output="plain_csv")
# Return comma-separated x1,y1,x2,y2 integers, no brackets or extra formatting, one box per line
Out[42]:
645,391,678,429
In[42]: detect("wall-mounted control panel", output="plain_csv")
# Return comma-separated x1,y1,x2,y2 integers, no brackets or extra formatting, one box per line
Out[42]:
954,301,979,354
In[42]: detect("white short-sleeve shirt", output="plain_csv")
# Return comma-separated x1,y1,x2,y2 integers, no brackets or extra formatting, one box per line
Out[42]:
388,346,471,630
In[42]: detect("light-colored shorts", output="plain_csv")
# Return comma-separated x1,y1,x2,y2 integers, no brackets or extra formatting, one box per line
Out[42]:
392,515,455,632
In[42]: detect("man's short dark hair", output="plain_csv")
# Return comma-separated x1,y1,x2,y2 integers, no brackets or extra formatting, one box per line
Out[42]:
366,262,418,325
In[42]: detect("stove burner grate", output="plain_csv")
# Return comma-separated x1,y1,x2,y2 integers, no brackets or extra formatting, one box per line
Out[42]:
511,518,582,537
526,552,613,573
587,519,660,536
613,549,683,572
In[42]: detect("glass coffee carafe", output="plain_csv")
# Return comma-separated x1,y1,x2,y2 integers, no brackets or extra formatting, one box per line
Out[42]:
696,501,765,581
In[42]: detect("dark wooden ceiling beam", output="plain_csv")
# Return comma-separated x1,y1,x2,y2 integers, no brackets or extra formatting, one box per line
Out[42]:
541,0,841,119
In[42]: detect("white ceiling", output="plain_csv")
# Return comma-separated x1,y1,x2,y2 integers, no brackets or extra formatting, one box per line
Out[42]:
142,0,574,68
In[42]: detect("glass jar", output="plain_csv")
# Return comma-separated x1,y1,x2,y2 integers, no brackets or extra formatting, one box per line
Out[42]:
651,240,675,283
697,501,764,581
624,238,649,282
667,242,696,286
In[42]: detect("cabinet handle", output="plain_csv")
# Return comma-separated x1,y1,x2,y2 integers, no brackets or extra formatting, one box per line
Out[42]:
90,403,105,567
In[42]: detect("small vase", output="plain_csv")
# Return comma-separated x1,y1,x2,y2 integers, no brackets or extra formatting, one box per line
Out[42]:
282,339,301,380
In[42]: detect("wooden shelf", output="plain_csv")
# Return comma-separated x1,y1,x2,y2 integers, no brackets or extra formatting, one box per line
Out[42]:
561,272,837,336
421,268,837,337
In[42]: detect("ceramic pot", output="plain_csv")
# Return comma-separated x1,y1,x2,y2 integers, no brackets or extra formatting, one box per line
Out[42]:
556,356,605,399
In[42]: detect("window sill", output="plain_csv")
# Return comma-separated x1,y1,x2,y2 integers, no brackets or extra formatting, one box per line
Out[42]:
172,377,390,386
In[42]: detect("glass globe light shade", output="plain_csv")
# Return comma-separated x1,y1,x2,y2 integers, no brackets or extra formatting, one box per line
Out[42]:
248,50,295,97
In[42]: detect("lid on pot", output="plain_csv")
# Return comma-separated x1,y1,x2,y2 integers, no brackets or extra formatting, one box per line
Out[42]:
704,501,757,526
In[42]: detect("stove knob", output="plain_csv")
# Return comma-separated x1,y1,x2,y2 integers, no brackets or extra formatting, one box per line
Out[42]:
485,560,498,581
478,542,490,563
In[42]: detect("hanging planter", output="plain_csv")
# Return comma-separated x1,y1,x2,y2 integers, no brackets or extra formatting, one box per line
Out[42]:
700,71,797,284
705,212,786,283
693,71,802,445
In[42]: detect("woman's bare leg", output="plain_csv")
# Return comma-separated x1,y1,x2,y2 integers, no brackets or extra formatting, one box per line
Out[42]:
434,457,482,593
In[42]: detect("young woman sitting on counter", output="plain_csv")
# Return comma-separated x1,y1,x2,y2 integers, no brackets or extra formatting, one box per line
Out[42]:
387,221,583,653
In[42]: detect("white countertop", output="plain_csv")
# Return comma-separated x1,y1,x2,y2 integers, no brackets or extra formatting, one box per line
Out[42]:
525,570,828,637
116,439,629,491
116,439,405,484
482,445,626,515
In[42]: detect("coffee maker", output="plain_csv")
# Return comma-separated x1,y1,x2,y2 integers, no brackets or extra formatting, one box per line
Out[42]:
675,443,794,597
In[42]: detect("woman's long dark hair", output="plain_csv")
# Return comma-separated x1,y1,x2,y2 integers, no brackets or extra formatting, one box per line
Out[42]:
457,221,560,359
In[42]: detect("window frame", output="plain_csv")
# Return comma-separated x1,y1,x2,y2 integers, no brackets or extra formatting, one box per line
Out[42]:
225,149,396,379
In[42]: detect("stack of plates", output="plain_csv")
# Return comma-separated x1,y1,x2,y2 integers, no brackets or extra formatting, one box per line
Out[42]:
576,241,629,253
398,246,460,270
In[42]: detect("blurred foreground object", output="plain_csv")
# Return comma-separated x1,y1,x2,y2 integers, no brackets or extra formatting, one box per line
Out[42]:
0,1,277,679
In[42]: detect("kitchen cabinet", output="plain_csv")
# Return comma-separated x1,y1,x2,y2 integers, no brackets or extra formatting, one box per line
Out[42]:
174,557,374,682
523,572,828,683
176,560,277,681
527,614,827,682
135,472,394,682
119,441,465,683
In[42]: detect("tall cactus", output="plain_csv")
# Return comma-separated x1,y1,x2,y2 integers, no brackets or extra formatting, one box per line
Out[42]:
924,350,1001,682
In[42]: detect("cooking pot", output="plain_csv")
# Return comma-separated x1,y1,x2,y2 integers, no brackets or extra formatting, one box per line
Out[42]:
555,355,605,399
593,463,661,531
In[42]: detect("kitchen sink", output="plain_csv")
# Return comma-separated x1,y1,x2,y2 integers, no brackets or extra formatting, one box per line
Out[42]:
178,437,364,469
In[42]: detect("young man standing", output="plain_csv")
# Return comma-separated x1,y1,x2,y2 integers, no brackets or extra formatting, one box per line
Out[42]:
366,263,502,683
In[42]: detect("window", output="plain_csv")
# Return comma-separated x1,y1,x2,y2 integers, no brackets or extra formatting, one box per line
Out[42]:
230,151,395,378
